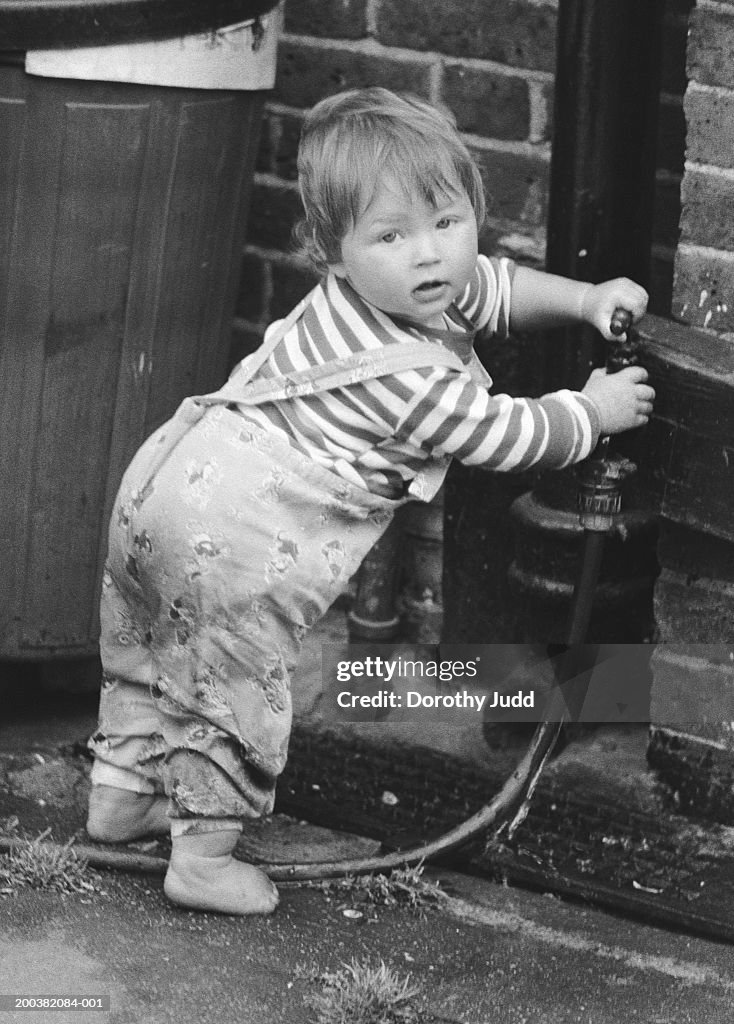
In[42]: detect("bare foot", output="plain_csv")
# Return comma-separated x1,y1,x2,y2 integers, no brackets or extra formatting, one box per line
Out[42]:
164,830,279,916
86,785,169,842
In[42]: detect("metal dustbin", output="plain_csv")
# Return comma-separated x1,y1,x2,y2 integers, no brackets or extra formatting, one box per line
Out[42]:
0,0,281,666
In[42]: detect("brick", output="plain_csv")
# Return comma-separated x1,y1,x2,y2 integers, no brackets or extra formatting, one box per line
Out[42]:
654,566,734,642
246,181,304,253
680,168,734,251
234,252,267,321
255,108,277,175
672,245,734,330
257,108,302,182
273,112,303,182
688,5,734,90
655,96,686,176
650,645,734,732
375,0,558,72
274,41,433,110
647,726,734,824
442,64,530,141
270,260,320,319
284,0,368,40
479,225,546,270
684,83,734,170
470,145,549,225
532,80,554,144
657,520,734,584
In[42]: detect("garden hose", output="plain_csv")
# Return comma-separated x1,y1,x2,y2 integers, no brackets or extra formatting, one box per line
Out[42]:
0,712,564,881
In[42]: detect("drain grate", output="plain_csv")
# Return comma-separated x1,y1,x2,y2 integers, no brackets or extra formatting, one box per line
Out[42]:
276,725,734,944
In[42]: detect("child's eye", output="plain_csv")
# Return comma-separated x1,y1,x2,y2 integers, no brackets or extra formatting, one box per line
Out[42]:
436,217,454,229
380,231,398,244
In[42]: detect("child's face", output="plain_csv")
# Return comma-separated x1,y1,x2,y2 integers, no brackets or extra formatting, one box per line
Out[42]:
329,181,478,328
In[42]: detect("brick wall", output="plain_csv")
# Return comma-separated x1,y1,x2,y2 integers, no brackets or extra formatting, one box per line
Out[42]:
650,0,734,823
231,0,690,367
656,0,734,645
674,0,734,331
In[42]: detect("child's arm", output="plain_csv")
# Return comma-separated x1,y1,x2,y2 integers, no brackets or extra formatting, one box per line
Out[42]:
392,262,653,472
508,266,654,435
509,266,648,339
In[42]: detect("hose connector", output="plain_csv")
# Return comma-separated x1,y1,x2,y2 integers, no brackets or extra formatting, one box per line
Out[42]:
576,451,636,531
575,306,640,530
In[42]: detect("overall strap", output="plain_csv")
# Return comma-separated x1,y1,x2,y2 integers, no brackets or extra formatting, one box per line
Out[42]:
230,288,318,384
201,340,467,408
195,279,475,407
136,298,467,492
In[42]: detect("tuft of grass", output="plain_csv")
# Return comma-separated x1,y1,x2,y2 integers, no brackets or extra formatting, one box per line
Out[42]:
312,863,444,914
0,829,96,896
307,959,420,1024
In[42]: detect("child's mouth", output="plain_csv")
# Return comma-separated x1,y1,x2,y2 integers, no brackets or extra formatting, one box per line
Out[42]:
413,280,448,300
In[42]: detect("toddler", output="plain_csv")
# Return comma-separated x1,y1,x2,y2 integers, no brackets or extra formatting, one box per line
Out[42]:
86,87,654,915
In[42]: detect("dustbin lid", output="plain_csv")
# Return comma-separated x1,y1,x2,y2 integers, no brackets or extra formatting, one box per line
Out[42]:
0,0,279,50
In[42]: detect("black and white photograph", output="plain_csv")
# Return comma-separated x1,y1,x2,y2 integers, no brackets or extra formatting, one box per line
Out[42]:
1,1,733,1021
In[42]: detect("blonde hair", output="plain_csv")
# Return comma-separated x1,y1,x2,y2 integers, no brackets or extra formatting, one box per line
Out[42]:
294,87,486,274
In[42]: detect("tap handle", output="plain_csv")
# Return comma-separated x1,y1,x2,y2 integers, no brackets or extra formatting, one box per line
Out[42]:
607,307,640,372
609,308,632,337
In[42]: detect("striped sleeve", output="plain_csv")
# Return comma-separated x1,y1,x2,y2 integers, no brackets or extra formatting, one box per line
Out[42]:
393,368,602,472
455,254,516,337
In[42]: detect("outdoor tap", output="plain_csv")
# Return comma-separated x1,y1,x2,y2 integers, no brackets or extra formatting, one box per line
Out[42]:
608,307,642,372
576,307,639,532
576,452,636,531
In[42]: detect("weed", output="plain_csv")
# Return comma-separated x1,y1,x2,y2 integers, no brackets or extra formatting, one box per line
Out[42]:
0,829,96,896
312,863,444,914
307,959,420,1024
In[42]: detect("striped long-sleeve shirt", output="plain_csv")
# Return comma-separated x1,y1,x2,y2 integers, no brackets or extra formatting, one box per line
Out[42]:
241,255,602,497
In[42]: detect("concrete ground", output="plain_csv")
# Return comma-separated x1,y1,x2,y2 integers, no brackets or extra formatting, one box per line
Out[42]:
1,857,733,1024
1,611,733,1023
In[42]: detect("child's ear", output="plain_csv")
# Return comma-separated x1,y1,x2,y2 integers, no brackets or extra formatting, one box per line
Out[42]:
328,260,348,279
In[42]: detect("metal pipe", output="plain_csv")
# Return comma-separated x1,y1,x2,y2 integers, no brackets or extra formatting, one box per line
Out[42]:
541,0,664,393
347,514,403,642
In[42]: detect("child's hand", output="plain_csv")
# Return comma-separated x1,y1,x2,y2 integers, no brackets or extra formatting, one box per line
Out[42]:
579,278,648,340
581,365,655,435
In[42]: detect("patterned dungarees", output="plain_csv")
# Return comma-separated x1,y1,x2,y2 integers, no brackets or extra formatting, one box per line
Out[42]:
89,293,467,834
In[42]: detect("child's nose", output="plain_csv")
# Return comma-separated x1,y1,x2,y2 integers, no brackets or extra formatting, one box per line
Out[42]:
413,231,440,265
